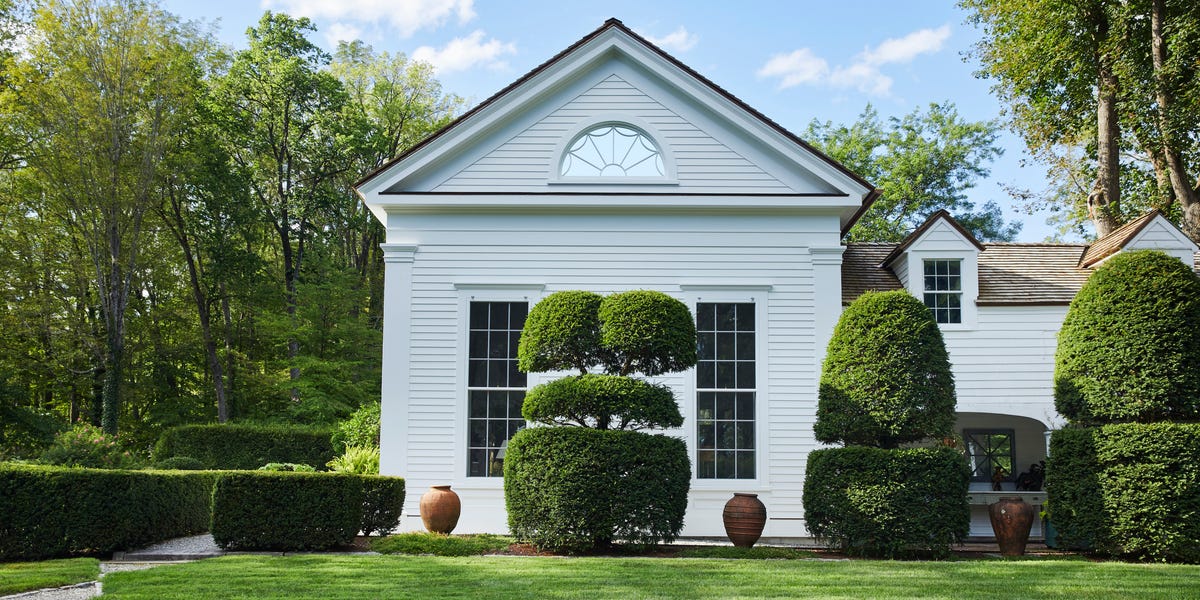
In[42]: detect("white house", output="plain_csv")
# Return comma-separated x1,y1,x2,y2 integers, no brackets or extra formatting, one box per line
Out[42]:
354,19,1200,540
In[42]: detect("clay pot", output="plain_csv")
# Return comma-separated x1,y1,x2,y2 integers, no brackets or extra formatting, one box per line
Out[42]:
419,485,461,534
988,496,1034,556
722,493,767,547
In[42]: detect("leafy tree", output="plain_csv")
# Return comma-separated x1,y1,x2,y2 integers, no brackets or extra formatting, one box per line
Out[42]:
16,0,205,433
805,103,1018,242
815,290,957,448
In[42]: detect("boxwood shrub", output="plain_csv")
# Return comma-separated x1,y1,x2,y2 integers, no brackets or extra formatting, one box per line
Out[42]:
210,471,406,549
504,427,690,553
1049,423,1200,562
154,423,335,470
521,374,682,430
802,446,970,558
0,464,216,560
1054,250,1200,423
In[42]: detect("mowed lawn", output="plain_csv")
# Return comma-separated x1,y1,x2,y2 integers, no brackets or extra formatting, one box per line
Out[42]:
99,554,1199,599
0,558,99,595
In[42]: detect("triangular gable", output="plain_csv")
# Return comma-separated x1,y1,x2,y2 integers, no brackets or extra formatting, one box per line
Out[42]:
355,19,878,232
1079,210,1198,268
880,210,984,268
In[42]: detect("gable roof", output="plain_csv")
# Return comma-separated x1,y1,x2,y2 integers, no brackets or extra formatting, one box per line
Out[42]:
354,19,880,233
1078,209,1178,268
879,209,985,268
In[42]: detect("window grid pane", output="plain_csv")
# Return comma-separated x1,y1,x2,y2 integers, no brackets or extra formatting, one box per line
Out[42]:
467,302,527,477
964,428,1016,482
696,303,756,480
923,260,963,324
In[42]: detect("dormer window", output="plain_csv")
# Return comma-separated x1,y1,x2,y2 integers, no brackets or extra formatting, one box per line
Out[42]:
560,124,663,177
923,259,962,324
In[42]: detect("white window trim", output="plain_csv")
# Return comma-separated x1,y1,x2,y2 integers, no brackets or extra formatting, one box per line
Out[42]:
547,116,679,185
680,286,770,491
453,284,544,490
903,251,978,331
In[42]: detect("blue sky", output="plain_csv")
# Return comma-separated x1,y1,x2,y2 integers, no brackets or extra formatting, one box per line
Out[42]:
162,0,1063,241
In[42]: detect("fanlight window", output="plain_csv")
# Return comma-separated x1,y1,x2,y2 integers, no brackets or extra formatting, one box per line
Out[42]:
560,124,664,177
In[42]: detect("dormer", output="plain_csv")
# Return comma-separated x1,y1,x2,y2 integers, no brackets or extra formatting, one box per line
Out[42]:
1079,210,1199,269
881,210,984,329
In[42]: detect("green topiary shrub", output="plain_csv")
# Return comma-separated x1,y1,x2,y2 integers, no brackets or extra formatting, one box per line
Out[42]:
257,462,316,472
0,464,216,560
599,290,697,376
802,446,970,558
521,374,682,430
331,402,381,451
359,475,406,536
1045,427,1104,551
814,290,956,448
40,423,141,469
517,290,606,374
211,472,364,551
1054,250,1200,423
504,427,690,553
154,423,335,470
152,456,206,471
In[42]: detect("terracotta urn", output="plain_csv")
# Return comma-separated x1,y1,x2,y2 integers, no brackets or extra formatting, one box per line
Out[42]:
988,496,1034,556
722,493,767,547
419,485,461,534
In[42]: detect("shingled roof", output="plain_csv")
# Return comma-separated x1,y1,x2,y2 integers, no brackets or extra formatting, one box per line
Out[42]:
1078,210,1161,268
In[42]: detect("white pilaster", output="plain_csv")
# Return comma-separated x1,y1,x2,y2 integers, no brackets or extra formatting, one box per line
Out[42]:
810,245,846,372
379,243,418,478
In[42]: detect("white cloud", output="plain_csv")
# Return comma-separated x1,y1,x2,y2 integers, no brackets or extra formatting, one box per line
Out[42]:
757,24,950,97
324,22,364,47
756,48,829,89
412,30,516,73
644,26,698,53
262,0,475,37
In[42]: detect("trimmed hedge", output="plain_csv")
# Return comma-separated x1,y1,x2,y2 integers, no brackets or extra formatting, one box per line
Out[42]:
522,374,683,430
154,423,335,470
1054,250,1200,423
210,471,406,550
598,290,696,377
815,290,956,448
517,290,606,374
803,446,970,558
1048,424,1200,562
0,464,216,560
504,427,690,553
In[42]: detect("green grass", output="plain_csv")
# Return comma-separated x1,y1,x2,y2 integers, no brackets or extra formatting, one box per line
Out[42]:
97,554,1200,599
370,532,513,556
0,557,100,595
676,546,817,559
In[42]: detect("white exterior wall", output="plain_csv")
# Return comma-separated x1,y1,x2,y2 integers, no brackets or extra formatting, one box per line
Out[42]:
380,210,843,537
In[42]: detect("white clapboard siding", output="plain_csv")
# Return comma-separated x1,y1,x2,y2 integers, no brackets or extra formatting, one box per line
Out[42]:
434,75,795,194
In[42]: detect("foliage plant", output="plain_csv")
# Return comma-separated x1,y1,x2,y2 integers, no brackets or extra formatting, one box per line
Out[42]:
326,445,380,475
39,423,141,469
257,462,316,472
331,402,381,450
803,446,970,558
154,423,335,470
370,533,512,556
152,456,206,470
505,290,693,552
0,464,216,560
0,404,63,460
1054,250,1200,423
815,290,957,448
359,475,406,537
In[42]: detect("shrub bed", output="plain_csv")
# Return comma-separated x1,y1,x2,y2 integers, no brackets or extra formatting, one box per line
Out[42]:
210,471,405,550
1049,423,1200,562
0,464,216,560
504,427,690,553
154,423,335,470
803,446,970,558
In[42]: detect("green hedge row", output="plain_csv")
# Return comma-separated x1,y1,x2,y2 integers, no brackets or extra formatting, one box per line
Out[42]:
1048,423,1200,562
803,446,970,558
211,472,406,550
0,464,217,560
154,423,335,470
504,427,690,553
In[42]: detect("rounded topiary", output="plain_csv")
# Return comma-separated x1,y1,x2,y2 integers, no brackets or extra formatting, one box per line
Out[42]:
1054,250,1200,424
518,291,606,374
814,290,956,448
522,374,683,430
599,290,697,376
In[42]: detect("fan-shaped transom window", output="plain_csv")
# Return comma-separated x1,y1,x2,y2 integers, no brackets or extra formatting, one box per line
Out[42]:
560,124,664,177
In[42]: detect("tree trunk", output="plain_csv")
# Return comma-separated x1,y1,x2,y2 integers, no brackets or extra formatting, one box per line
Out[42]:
101,327,122,434
1089,65,1122,237
220,281,237,419
279,223,301,400
1150,0,1200,242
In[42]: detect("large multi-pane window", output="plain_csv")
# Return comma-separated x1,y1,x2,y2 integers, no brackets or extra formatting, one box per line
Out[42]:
923,259,962,324
467,301,528,477
964,429,1016,483
695,303,756,479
